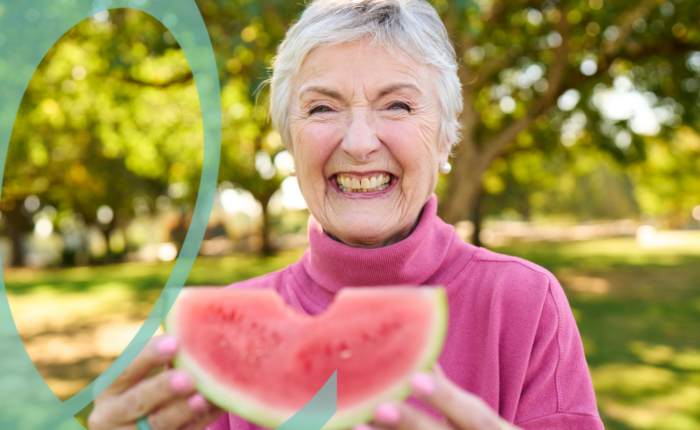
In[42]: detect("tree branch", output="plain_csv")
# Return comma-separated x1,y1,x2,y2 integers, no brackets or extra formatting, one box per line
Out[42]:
457,53,515,145
602,0,659,57
479,7,571,165
474,55,515,88
483,1,507,27
114,71,195,88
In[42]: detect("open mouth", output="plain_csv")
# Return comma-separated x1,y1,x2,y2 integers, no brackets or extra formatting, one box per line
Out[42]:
333,172,395,194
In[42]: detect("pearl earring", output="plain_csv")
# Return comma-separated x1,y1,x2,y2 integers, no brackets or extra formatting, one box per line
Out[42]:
439,161,451,174
289,166,296,177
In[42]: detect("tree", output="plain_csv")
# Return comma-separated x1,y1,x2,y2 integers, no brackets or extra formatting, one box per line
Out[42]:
436,0,700,242
3,9,204,265
201,0,700,243
7,0,699,264
195,0,304,254
628,126,700,227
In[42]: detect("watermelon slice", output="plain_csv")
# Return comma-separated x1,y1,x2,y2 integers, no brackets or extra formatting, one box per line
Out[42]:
164,287,447,429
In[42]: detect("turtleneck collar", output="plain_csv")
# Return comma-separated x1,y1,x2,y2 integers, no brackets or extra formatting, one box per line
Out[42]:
298,195,456,294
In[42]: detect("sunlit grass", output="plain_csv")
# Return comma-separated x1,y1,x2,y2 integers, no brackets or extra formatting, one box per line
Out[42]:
3,234,699,429
4,248,305,424
495,233,700,430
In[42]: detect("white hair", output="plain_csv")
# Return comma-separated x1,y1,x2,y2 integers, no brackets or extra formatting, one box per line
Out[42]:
266,0,463,152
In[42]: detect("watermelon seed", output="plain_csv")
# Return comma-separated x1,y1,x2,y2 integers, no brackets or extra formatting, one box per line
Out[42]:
339,349,352,359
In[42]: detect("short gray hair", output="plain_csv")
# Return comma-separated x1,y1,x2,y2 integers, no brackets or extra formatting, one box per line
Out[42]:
267,0,463,152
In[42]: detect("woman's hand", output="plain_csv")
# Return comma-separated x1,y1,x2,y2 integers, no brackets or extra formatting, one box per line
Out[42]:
356,366,521,430
88,335,225,430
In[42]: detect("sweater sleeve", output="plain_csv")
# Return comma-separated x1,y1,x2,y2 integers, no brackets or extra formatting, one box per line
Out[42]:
205,414,231,430
513,274,604,430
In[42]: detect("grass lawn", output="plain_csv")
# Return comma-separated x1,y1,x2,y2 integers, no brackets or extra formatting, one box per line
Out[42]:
494,232,700,430
4,232,700,429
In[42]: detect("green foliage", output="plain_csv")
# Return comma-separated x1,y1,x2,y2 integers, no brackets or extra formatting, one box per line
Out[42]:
5,10,203,228
2,3,305,260
4,0,700,264
435,0,700,225
629,127,700,226
482,145,640,222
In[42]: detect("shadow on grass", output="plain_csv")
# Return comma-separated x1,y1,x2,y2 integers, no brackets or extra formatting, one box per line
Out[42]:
5,237,700,429
494,237,700,429
4,248,305,428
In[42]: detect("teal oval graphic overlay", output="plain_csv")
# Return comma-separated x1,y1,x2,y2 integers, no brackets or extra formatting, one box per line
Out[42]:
0,0,336,429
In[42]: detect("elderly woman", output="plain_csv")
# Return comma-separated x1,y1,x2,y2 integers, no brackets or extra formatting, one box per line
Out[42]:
88,0,605,429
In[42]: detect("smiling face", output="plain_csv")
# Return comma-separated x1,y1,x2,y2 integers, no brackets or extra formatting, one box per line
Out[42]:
288,41,449,248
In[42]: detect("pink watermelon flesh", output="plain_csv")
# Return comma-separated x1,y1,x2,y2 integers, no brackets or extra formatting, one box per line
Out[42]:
166,287,447,429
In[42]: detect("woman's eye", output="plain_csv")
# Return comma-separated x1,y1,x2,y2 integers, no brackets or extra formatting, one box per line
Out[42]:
309,105,332,115
388,102,411,112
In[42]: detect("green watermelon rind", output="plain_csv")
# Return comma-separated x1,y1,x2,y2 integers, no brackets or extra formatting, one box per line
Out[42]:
164,287,448,430
322,287,448,430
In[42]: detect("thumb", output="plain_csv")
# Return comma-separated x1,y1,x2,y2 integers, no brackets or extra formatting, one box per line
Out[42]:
432,362,446,379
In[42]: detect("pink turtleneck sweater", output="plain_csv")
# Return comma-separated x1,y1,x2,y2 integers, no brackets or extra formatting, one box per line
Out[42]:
207,196,604,430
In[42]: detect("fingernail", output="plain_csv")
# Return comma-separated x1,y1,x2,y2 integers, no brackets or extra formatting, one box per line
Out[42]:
188,393,209,411
158,336,178,355
170,372,193,392
353,425,374,430
411,373,435,396
374,403,400,425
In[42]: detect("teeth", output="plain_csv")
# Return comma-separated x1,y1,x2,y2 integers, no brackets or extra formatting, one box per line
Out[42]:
336,174,392,192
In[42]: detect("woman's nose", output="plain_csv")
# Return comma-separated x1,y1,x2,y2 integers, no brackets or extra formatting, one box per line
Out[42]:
341,111,381,162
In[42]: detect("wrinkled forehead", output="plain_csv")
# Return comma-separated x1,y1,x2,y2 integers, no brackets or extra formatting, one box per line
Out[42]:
291,40,436,103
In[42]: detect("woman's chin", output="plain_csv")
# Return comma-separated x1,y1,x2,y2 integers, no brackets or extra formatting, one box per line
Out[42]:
324,213,413,248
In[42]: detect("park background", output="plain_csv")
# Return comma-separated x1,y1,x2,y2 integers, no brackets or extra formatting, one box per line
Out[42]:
1,0,700,428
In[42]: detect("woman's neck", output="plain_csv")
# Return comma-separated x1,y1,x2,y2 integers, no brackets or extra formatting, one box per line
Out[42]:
322,208,425,249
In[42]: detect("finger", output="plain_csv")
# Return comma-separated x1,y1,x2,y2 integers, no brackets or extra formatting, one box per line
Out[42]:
369,402,451,430
432,362,446,378
105,369,196,424
145,393,216,430
180,400,227,430
105,335,179,396
409,371,501,430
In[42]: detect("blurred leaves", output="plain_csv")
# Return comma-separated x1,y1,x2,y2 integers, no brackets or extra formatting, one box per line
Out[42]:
4,0,700,261
436,0,700,223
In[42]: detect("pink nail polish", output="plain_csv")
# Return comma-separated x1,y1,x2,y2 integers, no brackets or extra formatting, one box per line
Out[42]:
411,373,435,396
375,403,400,425
188,393,208,411
170,373,193,392
158,337,178,355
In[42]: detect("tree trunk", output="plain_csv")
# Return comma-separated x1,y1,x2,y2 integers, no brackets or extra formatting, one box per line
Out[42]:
258,195,275,256
99,224,115,264
4,205,30,267
438,138,490,226
472,186,485,247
